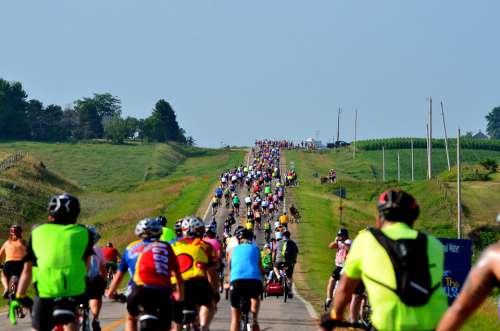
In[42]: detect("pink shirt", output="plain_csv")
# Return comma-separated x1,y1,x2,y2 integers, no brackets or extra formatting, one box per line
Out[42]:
335,240,352,267
203,238,221,258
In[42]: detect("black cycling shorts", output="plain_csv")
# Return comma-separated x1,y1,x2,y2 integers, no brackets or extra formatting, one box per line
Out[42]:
354,281,366,295
127,285,173,330
172,278,215,323
2,260,24,278
331,266,343,280
230,280,263,309
31,294,86,331
86,276,106,299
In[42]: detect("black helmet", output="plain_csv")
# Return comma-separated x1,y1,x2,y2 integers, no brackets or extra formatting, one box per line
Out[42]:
157,215,168,227
337,228,348,237
237,229,254,241
9,225,22,236
48,193,80,223
106,242,113,248
377,190,420,225
174,220,183,236
234,225,245,236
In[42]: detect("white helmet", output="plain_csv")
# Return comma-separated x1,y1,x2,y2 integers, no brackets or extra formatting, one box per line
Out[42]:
135,218,162,239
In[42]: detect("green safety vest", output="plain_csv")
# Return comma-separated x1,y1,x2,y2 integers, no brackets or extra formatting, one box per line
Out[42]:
160,227,176,243
31,223,90,298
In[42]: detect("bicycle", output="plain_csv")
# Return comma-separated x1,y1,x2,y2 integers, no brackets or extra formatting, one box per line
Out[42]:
181,303,198,331
5,272,27,323
77,301,91,331
239,295,252,331
320,319,368,330
278,265,291,303
104,262,117,289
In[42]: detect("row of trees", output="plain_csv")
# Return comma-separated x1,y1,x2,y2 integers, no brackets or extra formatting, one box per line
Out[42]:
0,78,193,145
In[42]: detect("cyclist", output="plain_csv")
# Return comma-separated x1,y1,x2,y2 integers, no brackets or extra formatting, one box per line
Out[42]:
211,196,220,215
215,186,223,200
232,194,240,214
107,219,167,331
102,242,121,277
226,229,265,331
158,215,176,243
1,225,27,299
86,226,106,331
272,230,298,298
260,244,273,282
263,220,272,242
14,193,94,331
437,240,500,330
171,216,218,331
321,190,447,331
324,228,351,310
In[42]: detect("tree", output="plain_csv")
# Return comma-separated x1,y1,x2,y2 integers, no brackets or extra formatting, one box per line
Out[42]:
144,99,186,143
61,106,80,139
75,100,103,139
104,116,127,144
186,136,195,146
486,106,500,139
0,79,29,139
124,116,140,139
92,93,121,119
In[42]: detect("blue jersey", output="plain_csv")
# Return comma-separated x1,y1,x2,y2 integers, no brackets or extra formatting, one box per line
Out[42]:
215,188,223,197
119,239,152,283
230,243,261,282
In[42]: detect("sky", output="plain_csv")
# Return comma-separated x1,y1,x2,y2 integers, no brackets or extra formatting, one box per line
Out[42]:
1,1,499,147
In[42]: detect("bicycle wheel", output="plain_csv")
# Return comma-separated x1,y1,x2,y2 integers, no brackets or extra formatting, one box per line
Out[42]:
283,277,288,303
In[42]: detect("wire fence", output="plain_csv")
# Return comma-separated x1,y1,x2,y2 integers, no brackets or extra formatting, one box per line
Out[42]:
0,151,28,173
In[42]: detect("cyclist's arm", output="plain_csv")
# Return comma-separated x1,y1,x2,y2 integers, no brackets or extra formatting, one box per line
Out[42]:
328,241,339,249
0,242,5,262
333,275,360,318
106,270,125,297
16,262,32,297
436,244,500,331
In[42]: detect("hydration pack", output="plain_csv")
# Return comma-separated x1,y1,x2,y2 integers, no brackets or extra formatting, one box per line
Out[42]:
367,228,440,306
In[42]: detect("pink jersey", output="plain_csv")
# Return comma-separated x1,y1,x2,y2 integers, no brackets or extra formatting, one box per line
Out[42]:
335,240,352,267
203,237,222,258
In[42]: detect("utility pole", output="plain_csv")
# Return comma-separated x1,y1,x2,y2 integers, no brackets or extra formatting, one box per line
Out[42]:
457,128,462,239
441,101,451,171
426,124,430,179
428,97,433,179
336,108,342,144
397,151,401,182
382,146,386,182
411,138,415,182
353,109,358,159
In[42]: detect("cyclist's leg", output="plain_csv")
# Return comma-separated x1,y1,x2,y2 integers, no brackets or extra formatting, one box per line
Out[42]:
192,279,215,331
1,269,8,298
125,285,143,331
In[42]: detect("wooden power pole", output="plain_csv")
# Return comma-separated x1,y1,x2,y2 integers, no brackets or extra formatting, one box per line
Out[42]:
353,109,358,159
382,146,386,182
428,97,433,179
457,128,462,239
336,108,342,145
411,138,415,182
441,101,451,171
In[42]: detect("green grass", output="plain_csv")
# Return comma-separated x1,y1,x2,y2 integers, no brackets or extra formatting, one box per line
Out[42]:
286,148,499,330
0,141,195,190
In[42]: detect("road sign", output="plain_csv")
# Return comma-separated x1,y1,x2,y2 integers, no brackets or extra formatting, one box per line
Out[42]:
438,238,472,305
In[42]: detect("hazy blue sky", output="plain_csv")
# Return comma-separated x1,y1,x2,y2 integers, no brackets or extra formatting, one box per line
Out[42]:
1,1,499,147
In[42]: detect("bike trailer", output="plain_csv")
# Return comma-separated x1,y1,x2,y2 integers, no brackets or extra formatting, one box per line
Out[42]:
265,281,284,297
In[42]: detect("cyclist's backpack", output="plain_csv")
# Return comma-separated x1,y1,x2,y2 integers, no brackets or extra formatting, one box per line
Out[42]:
282,240,298,264
367,228,441,306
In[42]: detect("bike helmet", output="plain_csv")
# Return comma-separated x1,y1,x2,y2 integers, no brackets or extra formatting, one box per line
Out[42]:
205,223,216,235
233,225,245,237
174,219,183,236
86,225,101,245
337,228,348,238
181,216,204,237
377,190,420,225
106,242,113,248
156,215,168,227
48,193,80,222
237,229,254,241
135,218,162,239
9,224,22,236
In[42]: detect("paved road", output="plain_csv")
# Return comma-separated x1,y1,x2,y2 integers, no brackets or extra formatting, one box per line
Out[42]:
4,150,317,331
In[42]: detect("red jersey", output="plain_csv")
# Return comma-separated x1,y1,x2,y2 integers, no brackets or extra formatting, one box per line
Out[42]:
133,241,179,288
102,247,119,263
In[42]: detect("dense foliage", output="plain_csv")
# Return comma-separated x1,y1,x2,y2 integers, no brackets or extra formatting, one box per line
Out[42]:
356,137,500,151
486,106,500,139
0,78,194,145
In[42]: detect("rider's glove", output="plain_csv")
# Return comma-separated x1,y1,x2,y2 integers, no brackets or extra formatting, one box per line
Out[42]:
15,294,34,308
319,311,342,331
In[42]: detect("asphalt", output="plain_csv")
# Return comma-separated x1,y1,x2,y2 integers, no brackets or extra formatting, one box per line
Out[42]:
3,150,318,331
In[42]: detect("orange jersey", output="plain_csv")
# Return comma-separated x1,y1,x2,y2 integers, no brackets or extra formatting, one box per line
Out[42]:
0,239,27,262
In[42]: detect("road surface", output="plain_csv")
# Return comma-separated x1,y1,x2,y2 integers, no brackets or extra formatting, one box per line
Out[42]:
4,150,317,331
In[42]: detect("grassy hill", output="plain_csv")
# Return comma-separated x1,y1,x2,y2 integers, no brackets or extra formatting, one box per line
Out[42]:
285,147,499,330
0,141,245,241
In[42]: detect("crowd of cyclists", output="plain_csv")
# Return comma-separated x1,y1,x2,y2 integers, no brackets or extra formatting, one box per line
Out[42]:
1,138,499,331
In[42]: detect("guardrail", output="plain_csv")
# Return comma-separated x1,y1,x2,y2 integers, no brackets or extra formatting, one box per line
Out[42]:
0,151,28,173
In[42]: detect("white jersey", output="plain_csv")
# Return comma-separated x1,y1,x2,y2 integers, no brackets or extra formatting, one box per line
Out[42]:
244,196,252,204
